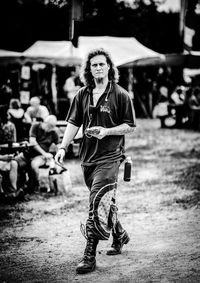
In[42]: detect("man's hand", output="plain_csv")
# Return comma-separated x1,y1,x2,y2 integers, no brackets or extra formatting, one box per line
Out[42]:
54,148,66,164
43,152,53,160
85,126,108,139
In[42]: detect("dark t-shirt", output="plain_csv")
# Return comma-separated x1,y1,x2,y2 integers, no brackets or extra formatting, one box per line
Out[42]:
30,122,59,157
66,82,136,165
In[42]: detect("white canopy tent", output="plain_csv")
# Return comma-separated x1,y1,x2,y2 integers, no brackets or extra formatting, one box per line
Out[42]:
22,40,82,66
0,49,22,57
77,36,164,67
0,41,82,67
0,37,164,67
0,49,23,65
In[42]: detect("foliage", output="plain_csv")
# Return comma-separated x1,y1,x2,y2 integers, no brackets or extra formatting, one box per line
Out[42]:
80,0,182,53
0,0,182,53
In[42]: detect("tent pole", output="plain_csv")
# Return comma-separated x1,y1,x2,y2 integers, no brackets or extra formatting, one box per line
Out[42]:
127,67,134,100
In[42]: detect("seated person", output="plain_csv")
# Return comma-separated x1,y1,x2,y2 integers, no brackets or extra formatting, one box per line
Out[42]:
0,154,24,201
12,115,60,193
0,105,23,199
152,86,169,128
25,96,49,123
8,98,30,141
169,86,187,128
187,87,200,130
170,86,186,106
0,105,16,144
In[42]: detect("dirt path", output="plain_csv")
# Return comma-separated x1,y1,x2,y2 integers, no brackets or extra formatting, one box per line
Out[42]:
0,119,200,283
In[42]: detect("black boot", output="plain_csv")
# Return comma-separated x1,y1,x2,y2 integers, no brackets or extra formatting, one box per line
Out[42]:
106,221,130,256
76,237,99,274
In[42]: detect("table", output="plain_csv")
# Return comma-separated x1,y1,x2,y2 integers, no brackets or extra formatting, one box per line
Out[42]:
0,141,33,155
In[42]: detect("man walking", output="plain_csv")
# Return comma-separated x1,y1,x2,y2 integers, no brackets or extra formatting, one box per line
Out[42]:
55,48,136,274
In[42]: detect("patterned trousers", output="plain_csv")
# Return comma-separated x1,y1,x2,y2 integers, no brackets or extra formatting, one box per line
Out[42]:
82,161,120,240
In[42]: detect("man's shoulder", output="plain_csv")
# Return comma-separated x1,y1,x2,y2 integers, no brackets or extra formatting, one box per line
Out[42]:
112,83,129,98
74,85,89,101
30,122,41,131
77,85,88,95
26,106,33,113
114,83,128,94
39,105,48,111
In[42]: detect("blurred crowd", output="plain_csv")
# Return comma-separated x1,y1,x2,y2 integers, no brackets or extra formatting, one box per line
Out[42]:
153,84,200,130
0,96,61,202
0,66,83,203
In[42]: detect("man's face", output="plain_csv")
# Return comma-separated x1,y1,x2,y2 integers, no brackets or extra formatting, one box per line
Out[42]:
90,55,110,82
31,101,40,110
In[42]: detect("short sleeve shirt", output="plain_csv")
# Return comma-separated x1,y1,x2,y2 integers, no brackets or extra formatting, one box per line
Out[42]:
66,82,136,165
30,122,59,156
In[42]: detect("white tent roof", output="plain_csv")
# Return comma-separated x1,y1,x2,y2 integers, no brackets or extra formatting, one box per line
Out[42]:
22,40,81,66
0,49,22,57
0,37,164,67
0,49,23,65
77,36,164,67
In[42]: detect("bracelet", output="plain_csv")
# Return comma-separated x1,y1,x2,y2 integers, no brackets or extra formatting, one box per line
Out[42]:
59,147,67,153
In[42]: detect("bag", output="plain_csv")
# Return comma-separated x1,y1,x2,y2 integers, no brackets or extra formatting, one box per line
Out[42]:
38,162,51,192
38,159,72,196
48,159,73,196
49,168,72,197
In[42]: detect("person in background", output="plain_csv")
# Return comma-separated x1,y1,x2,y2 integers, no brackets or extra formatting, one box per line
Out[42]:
63,70,82,105
55,48,136,274
187,86,200,130
0,105,23,199
25,96,49,123
8,98,29,141
12,115,60,193
153,85,169,128
0,105,16,144
169,86,187,128
0,79,13,106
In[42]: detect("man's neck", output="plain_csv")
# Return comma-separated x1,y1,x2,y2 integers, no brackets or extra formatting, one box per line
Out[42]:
94,78,109,90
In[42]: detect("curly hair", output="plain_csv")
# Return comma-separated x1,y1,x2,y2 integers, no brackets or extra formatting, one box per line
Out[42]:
80,48,119,86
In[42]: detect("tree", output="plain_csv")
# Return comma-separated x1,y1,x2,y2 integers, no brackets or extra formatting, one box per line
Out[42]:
0,0,182,53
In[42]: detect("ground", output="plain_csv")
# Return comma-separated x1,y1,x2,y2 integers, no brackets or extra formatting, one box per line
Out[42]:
0,119,200,283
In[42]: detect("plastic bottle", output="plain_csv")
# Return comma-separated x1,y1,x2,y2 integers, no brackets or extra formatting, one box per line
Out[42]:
124,156,132,182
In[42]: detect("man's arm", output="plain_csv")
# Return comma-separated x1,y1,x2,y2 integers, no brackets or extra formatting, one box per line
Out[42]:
88,123,135,140
106,123,135,135
29,136,52,158
40,106,49,121
54,123,80,164
59,123,80,150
